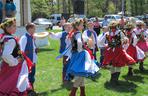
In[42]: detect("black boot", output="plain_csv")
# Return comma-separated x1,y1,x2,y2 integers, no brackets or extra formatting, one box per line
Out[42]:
115,72,120,85
69,87,77,96
110,72,120,85
139,62,145,71
127,67,133,76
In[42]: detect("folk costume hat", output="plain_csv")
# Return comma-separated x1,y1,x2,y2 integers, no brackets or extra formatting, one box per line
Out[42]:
0,18,16,29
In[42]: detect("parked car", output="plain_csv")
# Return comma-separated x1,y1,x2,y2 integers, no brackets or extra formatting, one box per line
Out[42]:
33,18,53,29
105,14,121,20
49,14,61,25
104,14,122,22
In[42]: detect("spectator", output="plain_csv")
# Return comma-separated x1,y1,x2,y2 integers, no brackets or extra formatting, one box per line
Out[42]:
93,17,101,35
119,16,126,30
5,0,16,17
60,16,66,31
102,16,109,27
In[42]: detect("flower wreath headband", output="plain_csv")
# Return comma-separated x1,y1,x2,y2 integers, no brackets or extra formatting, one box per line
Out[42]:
0,18,16,29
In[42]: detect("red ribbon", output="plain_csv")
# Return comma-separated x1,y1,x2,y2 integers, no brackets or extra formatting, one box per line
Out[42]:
21,51,34,73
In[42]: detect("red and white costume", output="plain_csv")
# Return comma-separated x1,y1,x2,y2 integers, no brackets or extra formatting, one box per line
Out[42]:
126,30,145,62
134,28,148,52
103,30,136,67
0,34,30,95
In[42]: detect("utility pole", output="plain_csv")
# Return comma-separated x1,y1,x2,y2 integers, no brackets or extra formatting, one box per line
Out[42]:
122,0,125,16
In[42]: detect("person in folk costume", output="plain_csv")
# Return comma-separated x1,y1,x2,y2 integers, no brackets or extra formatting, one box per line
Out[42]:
83,20,99,66
141,23,148,56
19,23,37,95
0,18,32,95
124,23,145,76
102,21,136,85
49,23,72,83
133,21,148,71
66,19,99,96
97,26,109,67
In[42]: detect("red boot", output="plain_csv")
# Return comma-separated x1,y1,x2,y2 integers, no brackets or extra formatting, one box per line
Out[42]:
80,86,86,96
69,87,77,96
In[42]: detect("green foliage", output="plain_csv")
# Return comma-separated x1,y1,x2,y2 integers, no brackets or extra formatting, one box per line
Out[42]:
31,0,50,20
108,1,116,14
31,0,148,20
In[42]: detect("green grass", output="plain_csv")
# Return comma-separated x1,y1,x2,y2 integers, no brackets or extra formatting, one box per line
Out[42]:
35,30,148,96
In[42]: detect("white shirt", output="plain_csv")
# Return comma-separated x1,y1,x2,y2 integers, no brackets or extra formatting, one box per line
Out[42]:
75,32,83,52
97,32,109,48
131,32,138,46
49,32,71,57
19,33,37,64
83,29,98,49
1,35,18,66
133,28,142,35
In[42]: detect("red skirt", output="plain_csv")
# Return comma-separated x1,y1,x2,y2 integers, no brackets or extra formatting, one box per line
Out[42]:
127,45,138,62
0,62,27,96
103,46,136,67
137,40,148,52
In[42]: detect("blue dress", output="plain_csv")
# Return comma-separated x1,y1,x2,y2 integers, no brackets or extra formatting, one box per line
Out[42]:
66,32,99,80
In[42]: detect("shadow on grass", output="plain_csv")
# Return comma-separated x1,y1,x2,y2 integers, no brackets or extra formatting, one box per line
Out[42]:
104,80,137,94
122,74,144,83
37,48,54,53
133,69,148,75
50,81,73,93
37,91,49,96
88,72,102,82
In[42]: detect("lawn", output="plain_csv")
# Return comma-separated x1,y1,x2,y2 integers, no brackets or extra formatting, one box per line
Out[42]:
35,30,148,96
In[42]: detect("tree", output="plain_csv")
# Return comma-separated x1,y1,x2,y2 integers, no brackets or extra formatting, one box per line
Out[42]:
108,1,116,14
31,0,52,20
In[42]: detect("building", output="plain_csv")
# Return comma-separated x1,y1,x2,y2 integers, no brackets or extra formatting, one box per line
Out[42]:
14,0,31,26
1,0,31,26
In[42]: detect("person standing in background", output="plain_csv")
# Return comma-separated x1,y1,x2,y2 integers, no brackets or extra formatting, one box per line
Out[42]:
60,16,66,31
93,17,101,35
5,0,16,18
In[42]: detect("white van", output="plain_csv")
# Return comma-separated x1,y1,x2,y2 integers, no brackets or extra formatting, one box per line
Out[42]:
50,14,61,25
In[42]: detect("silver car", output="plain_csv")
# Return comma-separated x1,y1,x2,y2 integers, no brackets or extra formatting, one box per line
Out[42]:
33,18,53,29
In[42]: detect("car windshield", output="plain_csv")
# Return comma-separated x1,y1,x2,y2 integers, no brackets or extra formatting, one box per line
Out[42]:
115,16,121,19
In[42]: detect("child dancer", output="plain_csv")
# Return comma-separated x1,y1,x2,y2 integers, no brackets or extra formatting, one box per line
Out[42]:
49,23,72,83
133,21,148,71
19,23,37,94
124,23,145,75
0,18,30,95
102,21,136,85
97,26,109,66
66,19,99,96
83,21,99,66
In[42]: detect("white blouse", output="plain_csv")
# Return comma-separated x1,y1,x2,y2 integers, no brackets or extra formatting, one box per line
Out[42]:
19,33,37,64
2,35,18,66
75,32,83,52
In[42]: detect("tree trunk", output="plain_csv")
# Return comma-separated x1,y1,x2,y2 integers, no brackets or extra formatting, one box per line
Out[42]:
63,0,67,13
